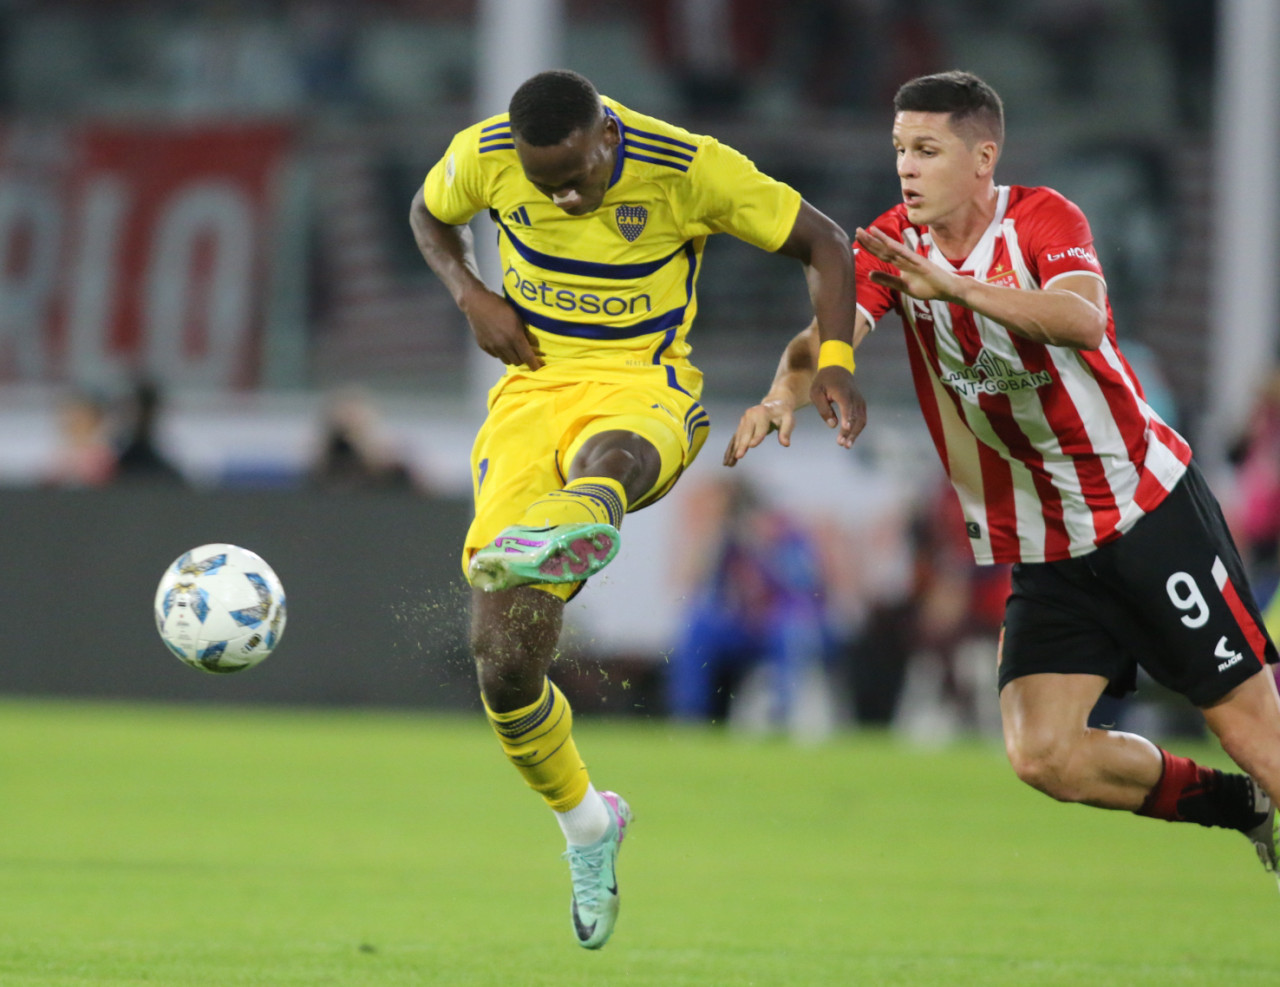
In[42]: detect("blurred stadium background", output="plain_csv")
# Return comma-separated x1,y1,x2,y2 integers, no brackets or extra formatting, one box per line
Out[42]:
0,0,1277,741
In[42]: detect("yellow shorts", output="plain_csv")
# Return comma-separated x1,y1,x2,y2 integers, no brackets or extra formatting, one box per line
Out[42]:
463,377,709,598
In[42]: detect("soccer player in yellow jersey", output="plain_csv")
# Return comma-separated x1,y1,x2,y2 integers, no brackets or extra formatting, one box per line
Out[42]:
409,69,863,949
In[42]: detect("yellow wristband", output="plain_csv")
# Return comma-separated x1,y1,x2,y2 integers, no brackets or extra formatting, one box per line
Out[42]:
817,339,856,374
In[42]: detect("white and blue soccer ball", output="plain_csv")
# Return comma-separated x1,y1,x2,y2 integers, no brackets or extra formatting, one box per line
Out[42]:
154,543,287,674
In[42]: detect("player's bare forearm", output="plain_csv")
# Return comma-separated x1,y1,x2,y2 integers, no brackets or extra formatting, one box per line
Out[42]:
409,188,489,310
771,319,821,410
779,202,857,349
723,325,814,466
855,226,1105,351
724,316,867,465
950,275,1107,350
778,202,862,447
410,188,542,368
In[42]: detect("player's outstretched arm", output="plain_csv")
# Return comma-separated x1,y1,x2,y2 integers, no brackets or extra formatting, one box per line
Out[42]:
854,225,1106,350
724,311,870,466
776,202,863,446
409,188,543,369
724,321,818,466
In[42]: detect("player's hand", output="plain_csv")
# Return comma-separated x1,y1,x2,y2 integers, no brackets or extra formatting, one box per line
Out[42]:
723,397,797,466
810,366,866,449
855,226,962,304
462,290,544,370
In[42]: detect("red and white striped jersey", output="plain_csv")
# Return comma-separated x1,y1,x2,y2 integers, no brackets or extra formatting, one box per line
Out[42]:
856,185,1192,565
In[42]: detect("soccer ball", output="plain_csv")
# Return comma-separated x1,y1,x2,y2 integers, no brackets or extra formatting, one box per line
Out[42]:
154,543,287,674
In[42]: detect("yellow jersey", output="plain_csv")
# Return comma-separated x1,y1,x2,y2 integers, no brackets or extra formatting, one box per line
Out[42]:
422,96,802,401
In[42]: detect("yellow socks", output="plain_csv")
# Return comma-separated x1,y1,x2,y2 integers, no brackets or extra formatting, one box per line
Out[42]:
485,678,590,813
515,476,627,530
485,479,626,819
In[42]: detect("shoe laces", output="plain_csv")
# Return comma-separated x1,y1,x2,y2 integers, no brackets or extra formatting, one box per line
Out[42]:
563,840,612,910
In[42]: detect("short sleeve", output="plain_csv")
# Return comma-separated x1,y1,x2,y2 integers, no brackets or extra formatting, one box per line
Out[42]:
682,140,802,252
854,211,906,326
422,127,491,226
1020,189,1106,287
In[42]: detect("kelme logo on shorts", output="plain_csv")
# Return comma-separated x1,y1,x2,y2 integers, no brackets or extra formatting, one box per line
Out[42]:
615,204,648,242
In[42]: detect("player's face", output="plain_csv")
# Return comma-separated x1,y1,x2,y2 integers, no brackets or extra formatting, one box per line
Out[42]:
517,114,620,216
892,111,992,227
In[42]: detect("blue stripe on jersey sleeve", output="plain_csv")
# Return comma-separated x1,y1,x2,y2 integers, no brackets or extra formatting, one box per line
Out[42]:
624,138,694,163
498,218,688,279
479,143,515,153
479,131,512,142
481,120,511,132
623,125,699,153
623,151,689,172
605,107,626,189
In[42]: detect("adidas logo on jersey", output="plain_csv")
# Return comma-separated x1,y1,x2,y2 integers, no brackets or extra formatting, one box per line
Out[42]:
505,206,532,226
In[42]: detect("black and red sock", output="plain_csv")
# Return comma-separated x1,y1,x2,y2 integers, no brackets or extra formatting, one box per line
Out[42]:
1136,748,1266,832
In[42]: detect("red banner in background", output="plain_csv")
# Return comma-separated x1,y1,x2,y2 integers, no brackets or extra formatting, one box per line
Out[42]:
0,122,291,389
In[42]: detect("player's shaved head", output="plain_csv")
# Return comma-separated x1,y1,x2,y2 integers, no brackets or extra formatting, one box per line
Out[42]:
894,71,1004,148
509,70,604,147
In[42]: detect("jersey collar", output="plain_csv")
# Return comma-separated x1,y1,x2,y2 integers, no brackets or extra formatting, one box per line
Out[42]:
604,106,626,190
928,185,1010,272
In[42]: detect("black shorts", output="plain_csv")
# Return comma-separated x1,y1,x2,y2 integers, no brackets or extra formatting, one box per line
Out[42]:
998,461,1278,707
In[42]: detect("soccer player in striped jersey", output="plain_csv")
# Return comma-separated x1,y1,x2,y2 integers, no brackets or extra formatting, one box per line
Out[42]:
729,70,1280,889
410,70,862,948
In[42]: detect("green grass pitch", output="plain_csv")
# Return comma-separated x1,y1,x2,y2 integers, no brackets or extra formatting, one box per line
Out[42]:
1,698,1276,986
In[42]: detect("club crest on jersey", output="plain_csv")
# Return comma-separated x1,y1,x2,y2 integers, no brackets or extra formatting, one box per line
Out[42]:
615,204,648,242
985,264,1020,289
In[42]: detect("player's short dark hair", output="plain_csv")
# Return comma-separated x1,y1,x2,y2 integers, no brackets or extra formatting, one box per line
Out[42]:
508,70,603,147
894,71,1004,146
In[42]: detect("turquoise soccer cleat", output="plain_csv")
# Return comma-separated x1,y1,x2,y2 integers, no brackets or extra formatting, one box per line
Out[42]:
468,522,620,593
563,791,632,949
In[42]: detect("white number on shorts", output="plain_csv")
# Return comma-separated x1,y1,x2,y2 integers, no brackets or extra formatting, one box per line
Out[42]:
1166,572,1210,628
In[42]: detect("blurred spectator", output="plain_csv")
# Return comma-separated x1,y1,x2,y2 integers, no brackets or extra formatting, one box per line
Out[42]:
646,0,778,117
904,478,1010,734
845,477,1009,737
309,386,418,492
667,476,835,734
1121,339,1180,431
164,1,301,116
114,378,187,486
288,0,362,110
1230,368,1280,575
45,389,116,488
787,0,942,113
1024,0,1110,104
1148,0,1216,130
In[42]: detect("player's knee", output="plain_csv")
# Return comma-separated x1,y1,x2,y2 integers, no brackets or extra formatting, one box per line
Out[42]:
1004,733,1086,802
570,434,660,497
